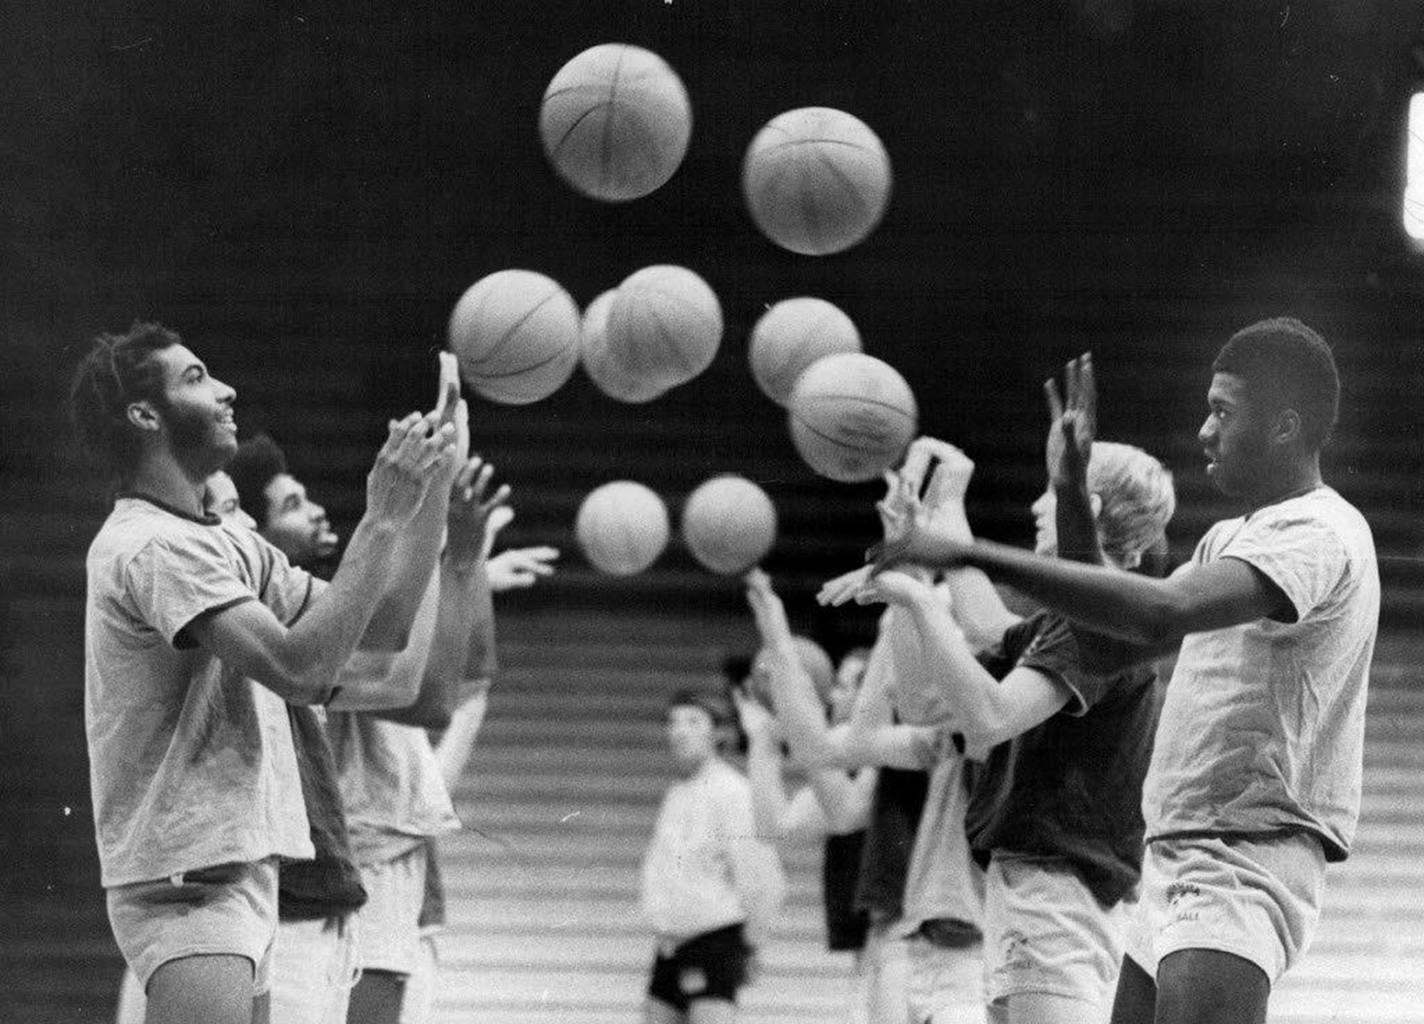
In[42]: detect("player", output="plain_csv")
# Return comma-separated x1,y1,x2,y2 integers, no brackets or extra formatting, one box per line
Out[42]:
223,419,505,1024
68,321,454,1024
731,648,876,1024
843,417,1175,1022
640,687,786,1024
398,518,560,1024
874,321,1381,1024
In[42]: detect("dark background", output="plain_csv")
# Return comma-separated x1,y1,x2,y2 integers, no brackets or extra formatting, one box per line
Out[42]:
4,0,1424,1017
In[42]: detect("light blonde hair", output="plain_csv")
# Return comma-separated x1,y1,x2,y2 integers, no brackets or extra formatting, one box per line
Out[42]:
1088,442,1175,568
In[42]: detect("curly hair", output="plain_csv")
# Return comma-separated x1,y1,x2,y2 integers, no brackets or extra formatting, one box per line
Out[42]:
225,434,289,529
66,322,183,480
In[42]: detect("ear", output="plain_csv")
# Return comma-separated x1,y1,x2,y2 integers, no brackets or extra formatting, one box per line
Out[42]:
1272,408,1302,447
126,400,161,434
1088,492,1104,519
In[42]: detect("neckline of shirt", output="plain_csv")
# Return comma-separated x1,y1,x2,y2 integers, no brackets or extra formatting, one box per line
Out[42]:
118,490,221,526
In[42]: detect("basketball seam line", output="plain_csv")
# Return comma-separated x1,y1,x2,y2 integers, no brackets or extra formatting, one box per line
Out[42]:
792,414,889,453
466,291,562,368
753,137,881,160
473,344,575,381
796,393,915,418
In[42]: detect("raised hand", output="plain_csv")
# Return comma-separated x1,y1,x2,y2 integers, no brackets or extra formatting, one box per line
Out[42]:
446,456,512,571
487,545,560,592
852,568,934,608
1044,351,1096,491
743,568,794,649
366,413,457,526
817,565,873,607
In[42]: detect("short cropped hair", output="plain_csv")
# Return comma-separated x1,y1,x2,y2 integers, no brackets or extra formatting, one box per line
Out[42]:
1088,441,1176,568
226,434,288,528
1212,317,1340,450
66,322,183,478
668,686,734,726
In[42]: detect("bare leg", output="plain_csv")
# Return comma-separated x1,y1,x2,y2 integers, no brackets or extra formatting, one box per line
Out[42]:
144,954,256,1024
347,970,406,1024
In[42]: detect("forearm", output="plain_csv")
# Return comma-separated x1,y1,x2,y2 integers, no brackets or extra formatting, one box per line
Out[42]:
903,592,1015,747
767,648,840,768
954,538,1177,644
363,482,451,649
942,567,1020,652
1055,476,1103,565
435,688,490,790
378,557,485,728
279,515,405,701
744,738,792,839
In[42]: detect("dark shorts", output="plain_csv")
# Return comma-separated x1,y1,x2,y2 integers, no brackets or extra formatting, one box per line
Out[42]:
647,924,750,1011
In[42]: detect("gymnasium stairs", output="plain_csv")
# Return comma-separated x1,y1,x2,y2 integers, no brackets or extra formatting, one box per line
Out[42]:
425,611,1424,1024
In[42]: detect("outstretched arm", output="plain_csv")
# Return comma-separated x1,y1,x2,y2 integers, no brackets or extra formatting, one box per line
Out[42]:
188,413,456,704
876,532,1286,654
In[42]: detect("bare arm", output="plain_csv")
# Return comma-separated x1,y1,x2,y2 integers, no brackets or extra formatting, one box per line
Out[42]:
378,457,507,729
879,530,1287,654
859,570,1070,753
188,414,454,704
362,360,464,649
434,680,493,790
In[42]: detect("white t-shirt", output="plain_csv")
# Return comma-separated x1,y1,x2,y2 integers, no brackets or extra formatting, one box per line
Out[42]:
640,758,786,943
327,576,461,866
1142,486,1379,860
84,495,316,886
896,747,985,938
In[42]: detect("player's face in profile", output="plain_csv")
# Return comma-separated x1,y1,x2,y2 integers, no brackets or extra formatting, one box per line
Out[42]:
665,705,718,771
261,473,339,566
1199,372,1272,497
1030,489,1058,557
205,471,256,530
151,344,237,469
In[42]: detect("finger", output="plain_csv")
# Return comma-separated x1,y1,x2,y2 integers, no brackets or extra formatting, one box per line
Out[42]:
479,482,512,513
900,443,933,496
1044,377,1065,424
466,462,495,500
1081,351,1097,427
455,456,485,492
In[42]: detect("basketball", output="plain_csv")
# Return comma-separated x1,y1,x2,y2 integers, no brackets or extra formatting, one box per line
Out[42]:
539,43,692,202
788,352,918,482
448,269,581,405
575,480,671,576
681,474,777,575
749,635,837,710
580,289,666,403
748,297,862,405
605,265,723,391
742,107,892,256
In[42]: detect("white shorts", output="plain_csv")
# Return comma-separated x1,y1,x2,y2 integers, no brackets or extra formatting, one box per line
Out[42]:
353,844,428,975
904,931,983,1024
1124,833,1326,985
106,858,279,993
861,921,912,1024
270,915,361,1024
982,855,1127,1010
398,933,441,1024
